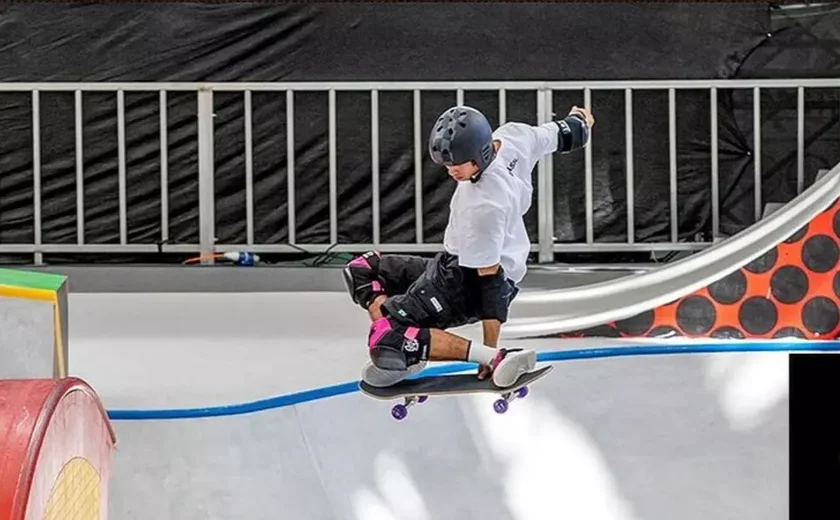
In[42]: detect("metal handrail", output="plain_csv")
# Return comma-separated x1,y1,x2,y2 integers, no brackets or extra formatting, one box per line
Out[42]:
1,78,837,264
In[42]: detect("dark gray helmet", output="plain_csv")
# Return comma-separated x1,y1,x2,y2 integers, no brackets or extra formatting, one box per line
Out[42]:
428,106,496,176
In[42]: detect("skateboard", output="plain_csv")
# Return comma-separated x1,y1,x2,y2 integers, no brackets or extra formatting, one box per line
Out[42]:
358,365,554,420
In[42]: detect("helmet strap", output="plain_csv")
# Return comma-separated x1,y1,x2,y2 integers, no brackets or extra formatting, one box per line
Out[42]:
469,160,483,183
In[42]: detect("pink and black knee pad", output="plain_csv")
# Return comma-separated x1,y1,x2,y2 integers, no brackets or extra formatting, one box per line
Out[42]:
342,250,386,308
367,316,431,371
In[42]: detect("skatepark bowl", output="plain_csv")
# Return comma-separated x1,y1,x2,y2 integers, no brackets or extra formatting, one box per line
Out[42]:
2,303,839,519
0,163,839,519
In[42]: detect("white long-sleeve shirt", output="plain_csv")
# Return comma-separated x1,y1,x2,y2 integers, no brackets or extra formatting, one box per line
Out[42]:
443,121,560,283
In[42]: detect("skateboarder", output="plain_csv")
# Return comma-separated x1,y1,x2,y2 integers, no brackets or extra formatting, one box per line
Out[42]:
343,104,594,389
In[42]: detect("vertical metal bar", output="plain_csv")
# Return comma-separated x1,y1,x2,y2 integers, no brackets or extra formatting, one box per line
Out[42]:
456,88,464,106
668,88,678,243
797,86,805,194
753,87,762,221
159,91,169,244
413,89,424,244
286,90,296,244
197,89,216,263
499,89,507,124
710,87,720,240
537,89,553,262
542,90,554,261
244,90,254,246
75,90,85,245
117,90,127,245
625,89,634,244
32,90,42,264
584,88,594,244
536,90,546,258
328,89,338,244
371,89,380,245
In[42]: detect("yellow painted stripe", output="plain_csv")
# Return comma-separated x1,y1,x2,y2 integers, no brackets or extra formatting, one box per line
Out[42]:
53,298,66,378
0,284,56,302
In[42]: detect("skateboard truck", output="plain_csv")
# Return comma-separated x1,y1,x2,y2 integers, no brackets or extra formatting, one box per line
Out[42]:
493,385,529,414
391,395,429,420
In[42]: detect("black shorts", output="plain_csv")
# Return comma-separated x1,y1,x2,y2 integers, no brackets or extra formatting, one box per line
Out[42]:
377,251,517,330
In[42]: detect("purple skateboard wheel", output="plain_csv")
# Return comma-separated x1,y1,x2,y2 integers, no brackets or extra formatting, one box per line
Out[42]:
418,395,429,404
516,386,529,399
391,404,408,420
493,399,509,414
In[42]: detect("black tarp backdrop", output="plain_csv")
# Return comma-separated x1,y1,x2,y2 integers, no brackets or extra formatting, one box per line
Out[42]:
0,2,837,264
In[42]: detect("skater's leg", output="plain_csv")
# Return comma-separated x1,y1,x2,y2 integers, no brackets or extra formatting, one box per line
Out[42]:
378,253,433,294
366,316,535,387
342,250,431,318
364,252,534,386
366,253,432,320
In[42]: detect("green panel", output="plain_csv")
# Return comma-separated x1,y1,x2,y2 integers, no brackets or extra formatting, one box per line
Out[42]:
0,268,66,291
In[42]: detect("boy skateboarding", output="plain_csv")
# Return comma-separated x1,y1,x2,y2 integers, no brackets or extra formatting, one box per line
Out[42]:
343,104,594,389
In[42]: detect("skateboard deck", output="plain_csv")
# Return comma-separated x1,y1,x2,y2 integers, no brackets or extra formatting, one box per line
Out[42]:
359,365,553,420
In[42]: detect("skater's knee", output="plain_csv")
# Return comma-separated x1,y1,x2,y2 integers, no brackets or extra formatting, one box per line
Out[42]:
361,360,426,387
343,250,386,308
367,316,430,371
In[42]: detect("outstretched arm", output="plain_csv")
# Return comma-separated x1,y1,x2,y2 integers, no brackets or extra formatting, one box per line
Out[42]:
554,105,594,154
476,264,503,379
528,105,594,158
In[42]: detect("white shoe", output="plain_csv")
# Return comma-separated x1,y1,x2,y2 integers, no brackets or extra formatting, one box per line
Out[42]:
491,349,537,388
361,360,426,387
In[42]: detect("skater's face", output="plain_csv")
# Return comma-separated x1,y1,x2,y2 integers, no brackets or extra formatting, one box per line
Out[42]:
445,161,480,182
443,141,501,182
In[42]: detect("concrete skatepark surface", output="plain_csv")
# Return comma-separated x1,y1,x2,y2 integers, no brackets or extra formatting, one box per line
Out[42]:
65,291,795,520
4,164,839,518
105,352,789,520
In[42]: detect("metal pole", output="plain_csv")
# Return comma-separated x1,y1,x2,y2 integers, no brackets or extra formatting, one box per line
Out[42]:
668,88,678,243
537,88,554,263
413,89,424,244
159,91,169,244
329,89,338,244
32,90,42,265
75,90,85,245
797,86,805,194
753,87,762,221
197,89,215,263
625,89,635,244
584,88,594,244
117,90,128,245
244,90,255,245
710,88,720,239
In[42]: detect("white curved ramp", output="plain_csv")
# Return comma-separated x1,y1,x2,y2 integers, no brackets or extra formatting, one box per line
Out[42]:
503,162,840,338
105,351,790,520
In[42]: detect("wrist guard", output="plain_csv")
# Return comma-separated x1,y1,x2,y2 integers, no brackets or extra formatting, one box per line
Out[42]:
554,115,589,153
476,268,516,323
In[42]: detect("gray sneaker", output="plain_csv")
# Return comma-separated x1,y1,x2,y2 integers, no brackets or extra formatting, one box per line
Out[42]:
490,348,537,387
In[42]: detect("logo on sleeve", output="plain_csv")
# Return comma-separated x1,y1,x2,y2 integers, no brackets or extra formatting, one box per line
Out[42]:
506,157,518,174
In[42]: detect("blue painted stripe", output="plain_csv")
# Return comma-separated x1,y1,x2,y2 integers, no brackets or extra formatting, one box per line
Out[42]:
106,341,840,421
